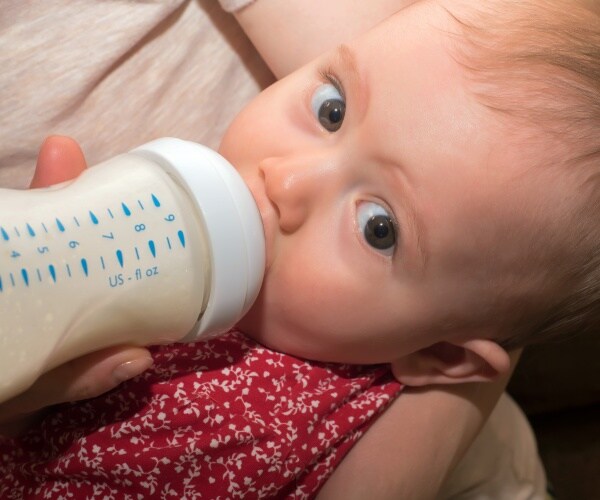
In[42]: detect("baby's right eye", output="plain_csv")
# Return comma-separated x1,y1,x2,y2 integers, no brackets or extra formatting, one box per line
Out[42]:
357,201,398,257
311,82,346,132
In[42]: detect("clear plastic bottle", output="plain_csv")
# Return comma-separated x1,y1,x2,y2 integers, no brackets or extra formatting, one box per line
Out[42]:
0,138,265,403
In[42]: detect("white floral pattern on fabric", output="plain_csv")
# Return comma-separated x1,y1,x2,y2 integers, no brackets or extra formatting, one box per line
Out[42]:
0,330,401,499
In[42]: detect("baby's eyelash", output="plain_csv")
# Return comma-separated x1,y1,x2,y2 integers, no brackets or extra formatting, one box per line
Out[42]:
318,68,346,101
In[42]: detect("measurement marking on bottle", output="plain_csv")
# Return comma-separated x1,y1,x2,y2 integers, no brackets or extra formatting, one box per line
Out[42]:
107,208,114,219
89,211,99,225
14,226,21,237
56,218,65,232
42,223,49,233
10,273,15,287
37,269,42,282
135,247,140,260
0,276,3,292
21,269,29,286
138,200,145,210
81,258,89,277
26,223,36,237
166,236,172,250
49,265,56,283
148,240,156,258
100,256,106,270
116,250,124,268
66,264,72,277
1,227,9,241
121,203,131,216
73,216,81,227
178,230,186,248
151,194,161,208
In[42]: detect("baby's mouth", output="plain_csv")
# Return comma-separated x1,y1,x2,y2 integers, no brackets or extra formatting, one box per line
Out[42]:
244,172,276,273
216,143,275,273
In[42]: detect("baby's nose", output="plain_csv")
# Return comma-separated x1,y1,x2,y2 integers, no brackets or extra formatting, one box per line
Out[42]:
259,155,333,233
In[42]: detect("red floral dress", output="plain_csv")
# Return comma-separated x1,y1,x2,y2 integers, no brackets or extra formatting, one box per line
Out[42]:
0,330,402,499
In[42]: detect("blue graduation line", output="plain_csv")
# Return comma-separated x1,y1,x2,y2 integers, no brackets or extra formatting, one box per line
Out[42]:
66,264,72,277
0,227,8,241
56,218,65,232
26,223,35,237
177,230,186,248
107,208,114,219
0,276,3,292
21,269,29,286
37,269,42,282
80,258,89,277
49,265,56,283
73,216,81,227
121,203,131,216
138,200,145,210
148,240,156,258
151,194,161,207
42,222,49,233
135,247,140,261
9,273,15,287
89,211,99,225
166,236,172,250
100,256,106,270
116,249,124,268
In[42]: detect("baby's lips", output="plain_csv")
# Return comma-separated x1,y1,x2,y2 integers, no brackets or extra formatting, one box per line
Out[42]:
245,173,275,272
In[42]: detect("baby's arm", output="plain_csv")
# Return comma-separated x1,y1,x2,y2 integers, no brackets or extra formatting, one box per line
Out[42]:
230,0,420,78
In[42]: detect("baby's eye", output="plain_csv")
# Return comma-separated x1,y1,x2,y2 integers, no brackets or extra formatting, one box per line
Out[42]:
311,82,346,132
357,202,398,256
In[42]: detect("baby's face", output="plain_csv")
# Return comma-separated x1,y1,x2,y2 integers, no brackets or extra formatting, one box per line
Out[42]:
220,1,571,364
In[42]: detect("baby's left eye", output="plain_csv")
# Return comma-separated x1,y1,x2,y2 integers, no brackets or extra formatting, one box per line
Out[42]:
357,202,398,257
311,82,346,132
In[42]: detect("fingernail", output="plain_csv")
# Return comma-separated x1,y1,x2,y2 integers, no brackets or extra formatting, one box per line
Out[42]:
112,356,153,383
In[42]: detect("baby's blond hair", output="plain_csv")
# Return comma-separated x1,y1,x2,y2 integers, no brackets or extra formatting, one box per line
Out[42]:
449,0,599,348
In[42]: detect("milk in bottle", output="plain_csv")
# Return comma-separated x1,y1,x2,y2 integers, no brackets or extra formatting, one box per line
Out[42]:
0,138,265,403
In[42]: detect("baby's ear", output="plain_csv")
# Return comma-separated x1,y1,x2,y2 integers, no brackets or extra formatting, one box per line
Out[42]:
391,339,511,386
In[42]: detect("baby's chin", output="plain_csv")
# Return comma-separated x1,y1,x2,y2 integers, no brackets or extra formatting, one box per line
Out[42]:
235,297,266,341
235,303,299,356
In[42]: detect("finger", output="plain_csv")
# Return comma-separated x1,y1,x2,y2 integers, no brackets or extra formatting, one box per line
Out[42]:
30,135,88,188
0,347,153,420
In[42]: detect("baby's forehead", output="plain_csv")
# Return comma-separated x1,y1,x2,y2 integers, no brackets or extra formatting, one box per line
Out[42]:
383,0,598,342
445,1,595,132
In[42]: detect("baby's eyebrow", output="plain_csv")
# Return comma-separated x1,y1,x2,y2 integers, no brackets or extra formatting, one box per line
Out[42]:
405,198,428,270
332,44,368,116
334,44,358,77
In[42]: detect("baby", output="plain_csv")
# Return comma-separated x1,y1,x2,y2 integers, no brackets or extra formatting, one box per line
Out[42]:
1,0,598,497
223,0,599,380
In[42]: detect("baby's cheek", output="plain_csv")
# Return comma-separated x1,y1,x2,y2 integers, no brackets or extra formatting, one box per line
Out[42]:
219,95,266,162
220,87,288,162
263,268,357,347
218,116,248,165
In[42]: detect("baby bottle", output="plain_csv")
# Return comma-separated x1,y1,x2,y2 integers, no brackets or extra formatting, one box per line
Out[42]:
0,138,265,403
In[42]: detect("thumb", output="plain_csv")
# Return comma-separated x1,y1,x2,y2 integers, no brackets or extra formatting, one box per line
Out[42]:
30,135,87,188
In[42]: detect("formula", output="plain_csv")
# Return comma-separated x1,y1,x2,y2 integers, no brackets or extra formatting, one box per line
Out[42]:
0,139,265,403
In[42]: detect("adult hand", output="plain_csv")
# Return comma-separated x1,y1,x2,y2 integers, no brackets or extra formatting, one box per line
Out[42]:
0,136,153,434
